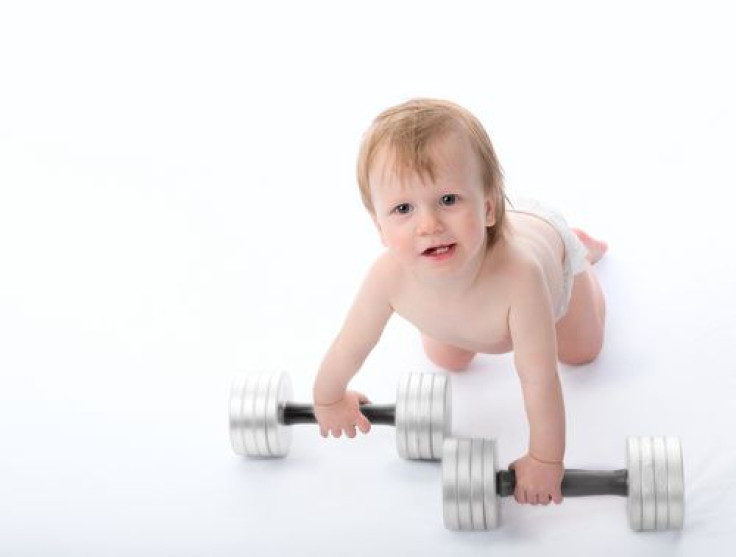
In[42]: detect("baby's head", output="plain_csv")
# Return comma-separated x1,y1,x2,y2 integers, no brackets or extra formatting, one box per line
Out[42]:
357,98,506,246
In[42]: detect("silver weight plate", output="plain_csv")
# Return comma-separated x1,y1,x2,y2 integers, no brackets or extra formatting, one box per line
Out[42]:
665,436,685,529
442,438,460,530
406,374,422,459
639,437,656,530
229,373,292,458
252,374,271,455
396,373,445,460
482,438,500,529
264,373,292,457
418,374,433,459
395,374,410,459
443,437,500,531
430,374,451,460
653,437,669,530
627,437,643,530
470,439,486,530
456,438,473,530
230,374,262,456
627,435,685,531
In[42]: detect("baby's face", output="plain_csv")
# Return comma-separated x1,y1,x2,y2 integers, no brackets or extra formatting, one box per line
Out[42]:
368,132,495,278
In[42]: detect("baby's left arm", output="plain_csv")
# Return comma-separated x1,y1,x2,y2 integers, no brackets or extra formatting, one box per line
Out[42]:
507,260,565,504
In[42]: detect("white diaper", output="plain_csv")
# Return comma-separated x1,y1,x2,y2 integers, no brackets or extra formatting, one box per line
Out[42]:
508,197,589,320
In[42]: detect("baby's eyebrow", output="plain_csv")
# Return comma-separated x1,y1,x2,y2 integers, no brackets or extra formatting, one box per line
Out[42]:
381,191,411,205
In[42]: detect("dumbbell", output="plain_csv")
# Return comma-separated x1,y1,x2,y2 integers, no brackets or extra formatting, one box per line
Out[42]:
229,372,451,460
443,436,684,531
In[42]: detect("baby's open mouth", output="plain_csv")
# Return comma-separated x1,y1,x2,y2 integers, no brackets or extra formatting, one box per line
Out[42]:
422,243,456,256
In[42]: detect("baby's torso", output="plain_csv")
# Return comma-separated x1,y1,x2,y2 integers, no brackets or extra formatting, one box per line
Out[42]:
390,211,565,354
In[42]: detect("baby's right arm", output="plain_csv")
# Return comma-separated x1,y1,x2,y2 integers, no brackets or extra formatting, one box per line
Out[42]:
313,254,396,438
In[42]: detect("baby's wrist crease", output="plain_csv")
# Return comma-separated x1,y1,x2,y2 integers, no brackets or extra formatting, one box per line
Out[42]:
314,397,344,407
529,452,564,465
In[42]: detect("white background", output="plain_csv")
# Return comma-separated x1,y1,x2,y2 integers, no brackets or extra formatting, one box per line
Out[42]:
1,1,735,555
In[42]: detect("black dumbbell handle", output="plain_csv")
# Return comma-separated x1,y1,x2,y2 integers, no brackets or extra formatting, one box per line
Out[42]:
282,403,396,426
497,469,629,497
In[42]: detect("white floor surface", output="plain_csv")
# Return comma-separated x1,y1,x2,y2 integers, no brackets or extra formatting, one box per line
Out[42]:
1,2,735,555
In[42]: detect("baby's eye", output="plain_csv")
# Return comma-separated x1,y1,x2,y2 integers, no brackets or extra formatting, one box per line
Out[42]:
392,203,413,215
440,194,458,206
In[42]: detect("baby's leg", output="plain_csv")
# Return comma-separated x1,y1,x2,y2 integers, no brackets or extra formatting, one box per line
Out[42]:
421,334,475,372
556,229,608,365
556,265,606,365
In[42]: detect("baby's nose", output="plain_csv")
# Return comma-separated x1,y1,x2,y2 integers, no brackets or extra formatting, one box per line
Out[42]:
416,209,444,235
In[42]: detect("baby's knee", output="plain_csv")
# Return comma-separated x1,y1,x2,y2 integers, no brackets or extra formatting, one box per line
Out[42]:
422,335,475,372
437,354,474,372
558,335,604,366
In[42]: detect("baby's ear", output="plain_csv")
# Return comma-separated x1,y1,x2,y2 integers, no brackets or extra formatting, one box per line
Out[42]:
371,213,388,247
484,198,496,227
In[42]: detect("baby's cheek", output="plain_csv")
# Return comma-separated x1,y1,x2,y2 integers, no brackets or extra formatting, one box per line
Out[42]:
383,229,411,253
463,215,487,244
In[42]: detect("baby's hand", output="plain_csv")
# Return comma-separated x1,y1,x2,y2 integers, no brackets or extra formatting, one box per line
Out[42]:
509,453,564,505
313,391,372,439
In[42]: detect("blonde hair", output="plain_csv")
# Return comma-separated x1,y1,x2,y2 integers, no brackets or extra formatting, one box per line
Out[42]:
356,98,506,246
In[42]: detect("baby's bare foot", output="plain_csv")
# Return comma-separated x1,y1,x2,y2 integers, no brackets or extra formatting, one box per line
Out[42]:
572,228,608,264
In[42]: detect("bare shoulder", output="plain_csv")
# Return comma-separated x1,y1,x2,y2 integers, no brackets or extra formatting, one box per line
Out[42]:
367,251,402,285
503,238,558,373
512,255,547,300
489,235,543,282
498,239,557,339
492,237,547,300
362,251,404,306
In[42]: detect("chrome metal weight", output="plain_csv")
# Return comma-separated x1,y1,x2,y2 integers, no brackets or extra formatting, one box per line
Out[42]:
442,435,684,531
396,373,451,460
627,436,684,531
229,372,451,460
229,373,293,457
443,438,500,530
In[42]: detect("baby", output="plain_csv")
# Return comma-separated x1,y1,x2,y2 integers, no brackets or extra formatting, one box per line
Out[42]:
312,99,607,506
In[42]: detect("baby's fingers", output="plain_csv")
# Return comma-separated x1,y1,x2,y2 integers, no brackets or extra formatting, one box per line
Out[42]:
551,489,563,505
513,486,527,504
356,413,372,434
535,492,551,506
